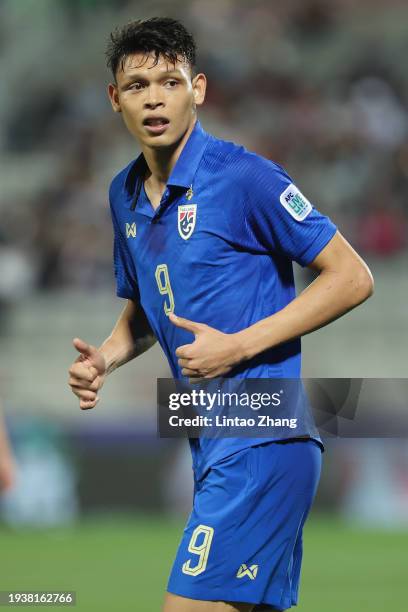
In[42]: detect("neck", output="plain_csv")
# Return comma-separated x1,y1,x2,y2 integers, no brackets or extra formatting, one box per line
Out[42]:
142,118,197,192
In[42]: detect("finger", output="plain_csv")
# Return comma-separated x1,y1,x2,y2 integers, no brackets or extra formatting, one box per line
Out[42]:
175,345,195,359
73,337,98,360
204,367,231,379
88,366,99,379
69,363,97,383
178,358,194,368
181,367,200,377
182,359,201,371
182,368,210,378
80,397,100,410
72,388,97,401
184,366,221,379
69,376,100,391
179,358,201,371
169,313,204,335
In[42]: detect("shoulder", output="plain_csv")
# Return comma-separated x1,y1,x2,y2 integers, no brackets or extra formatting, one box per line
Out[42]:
232,150,291,197
202,133,290,193
108,159,136,207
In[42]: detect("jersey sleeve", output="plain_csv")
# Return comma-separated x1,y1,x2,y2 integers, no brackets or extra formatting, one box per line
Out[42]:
241,158,337,266
109,190,139,300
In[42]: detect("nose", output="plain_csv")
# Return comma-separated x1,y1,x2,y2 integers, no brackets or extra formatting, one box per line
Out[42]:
144,84,164,110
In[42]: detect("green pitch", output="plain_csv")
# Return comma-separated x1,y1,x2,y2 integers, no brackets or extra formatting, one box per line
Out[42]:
0,514,407,611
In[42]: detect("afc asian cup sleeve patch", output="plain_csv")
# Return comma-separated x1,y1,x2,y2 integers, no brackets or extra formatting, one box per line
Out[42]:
279,184,313,221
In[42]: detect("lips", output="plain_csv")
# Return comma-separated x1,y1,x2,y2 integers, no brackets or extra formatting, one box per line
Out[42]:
143,116,170,135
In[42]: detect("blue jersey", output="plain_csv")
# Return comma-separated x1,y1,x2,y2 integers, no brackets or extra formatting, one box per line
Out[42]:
109,120,337,476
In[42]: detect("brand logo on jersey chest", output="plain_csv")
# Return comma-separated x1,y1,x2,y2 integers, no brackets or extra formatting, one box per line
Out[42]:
125,222,137,238
178,204,197,240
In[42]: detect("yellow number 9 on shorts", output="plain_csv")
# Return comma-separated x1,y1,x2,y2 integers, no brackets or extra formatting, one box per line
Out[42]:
182,524,214,576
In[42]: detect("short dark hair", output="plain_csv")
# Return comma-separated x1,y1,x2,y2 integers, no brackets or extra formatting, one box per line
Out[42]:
106,17,197,79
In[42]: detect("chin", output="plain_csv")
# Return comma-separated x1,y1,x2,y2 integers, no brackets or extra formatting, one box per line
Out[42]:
146,133,182,149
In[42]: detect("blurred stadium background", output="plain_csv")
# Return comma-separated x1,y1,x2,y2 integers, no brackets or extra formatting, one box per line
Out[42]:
0,0,407,610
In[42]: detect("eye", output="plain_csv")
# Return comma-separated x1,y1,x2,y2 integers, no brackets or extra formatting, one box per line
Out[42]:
129,82,144,91
165,80,178,88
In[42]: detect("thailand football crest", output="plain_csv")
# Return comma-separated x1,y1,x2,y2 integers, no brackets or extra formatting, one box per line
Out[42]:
178,204,197,240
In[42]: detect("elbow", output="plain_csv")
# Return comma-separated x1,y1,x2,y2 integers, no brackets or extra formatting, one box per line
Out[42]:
353,263,374,305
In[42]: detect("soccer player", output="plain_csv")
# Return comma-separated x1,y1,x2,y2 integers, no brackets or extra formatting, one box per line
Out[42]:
68,18,373,612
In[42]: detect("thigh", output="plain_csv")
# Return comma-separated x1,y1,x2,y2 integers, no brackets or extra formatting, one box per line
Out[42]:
163,592,254,612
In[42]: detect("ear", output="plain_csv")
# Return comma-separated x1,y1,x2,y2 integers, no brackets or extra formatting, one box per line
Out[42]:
107,83,121,113
192,73,207,107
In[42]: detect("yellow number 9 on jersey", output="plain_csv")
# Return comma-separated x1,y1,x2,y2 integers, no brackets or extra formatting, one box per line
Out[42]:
155,263,175,315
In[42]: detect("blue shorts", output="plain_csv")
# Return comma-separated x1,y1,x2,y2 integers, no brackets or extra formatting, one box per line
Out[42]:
167,439,322,611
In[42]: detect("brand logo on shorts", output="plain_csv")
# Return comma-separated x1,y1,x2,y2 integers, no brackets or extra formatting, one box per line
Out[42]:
280,183,312,221
236,564,259,580
125,222,137,238
178,204,197,240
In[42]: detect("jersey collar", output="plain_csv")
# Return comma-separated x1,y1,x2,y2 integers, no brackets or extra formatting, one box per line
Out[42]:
123,119,209,210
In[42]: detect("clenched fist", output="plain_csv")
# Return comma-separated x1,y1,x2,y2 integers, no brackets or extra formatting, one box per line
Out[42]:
68,338,107,410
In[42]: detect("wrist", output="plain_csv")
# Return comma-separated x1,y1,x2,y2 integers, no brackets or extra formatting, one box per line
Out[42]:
234,323,271,362
98,338,117,376
232,330,254,363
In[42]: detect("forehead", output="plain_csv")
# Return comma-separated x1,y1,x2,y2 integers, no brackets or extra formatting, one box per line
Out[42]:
117,52,190,80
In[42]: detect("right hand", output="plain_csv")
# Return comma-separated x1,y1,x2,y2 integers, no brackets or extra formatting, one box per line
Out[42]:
68,338,107,410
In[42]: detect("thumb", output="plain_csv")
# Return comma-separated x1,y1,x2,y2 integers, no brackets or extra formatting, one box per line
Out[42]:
73,337,98,360
169,313,203,335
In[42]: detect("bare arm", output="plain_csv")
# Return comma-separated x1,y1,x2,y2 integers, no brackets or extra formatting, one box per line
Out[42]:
171,231,374,377
68,299,156,410
100,299,157,374
236,231,374,359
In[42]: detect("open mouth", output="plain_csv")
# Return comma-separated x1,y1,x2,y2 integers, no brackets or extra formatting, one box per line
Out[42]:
143,117,170,126
143,117,170,134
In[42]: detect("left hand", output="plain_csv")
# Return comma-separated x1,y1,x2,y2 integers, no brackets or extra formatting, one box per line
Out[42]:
169,313,245,379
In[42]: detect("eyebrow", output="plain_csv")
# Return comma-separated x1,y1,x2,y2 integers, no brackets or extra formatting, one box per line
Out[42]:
121,69,183,85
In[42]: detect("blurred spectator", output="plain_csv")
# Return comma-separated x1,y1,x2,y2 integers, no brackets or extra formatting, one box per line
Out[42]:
0,418,78,527
358,204,407,256
0,404,15,493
